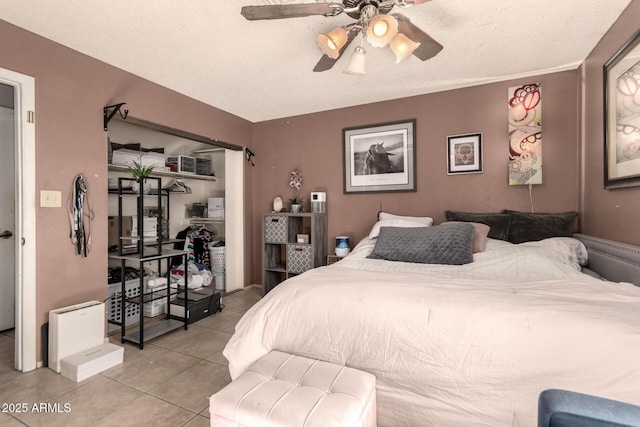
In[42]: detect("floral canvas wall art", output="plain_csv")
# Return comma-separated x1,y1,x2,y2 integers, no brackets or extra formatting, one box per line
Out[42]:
508,83,542,185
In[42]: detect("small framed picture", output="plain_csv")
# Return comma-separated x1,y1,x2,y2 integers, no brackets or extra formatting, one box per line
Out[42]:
447,132,483,175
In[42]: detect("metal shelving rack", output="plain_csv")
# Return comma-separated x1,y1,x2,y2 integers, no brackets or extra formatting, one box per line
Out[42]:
107,176,189,349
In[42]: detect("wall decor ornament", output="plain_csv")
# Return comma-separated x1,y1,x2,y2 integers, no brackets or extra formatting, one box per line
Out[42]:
273,196,283,212
508,83,542,185
447,133,483,175
289,169,303,211
604,30,640,189
343,119,416,193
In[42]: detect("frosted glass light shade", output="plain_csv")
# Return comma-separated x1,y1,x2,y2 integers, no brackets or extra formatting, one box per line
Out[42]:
343,46,366,75
390,33,421,63
317,27,348,59
366,14,398,47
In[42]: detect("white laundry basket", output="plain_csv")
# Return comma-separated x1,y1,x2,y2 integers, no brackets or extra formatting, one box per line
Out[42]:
209,244,225,291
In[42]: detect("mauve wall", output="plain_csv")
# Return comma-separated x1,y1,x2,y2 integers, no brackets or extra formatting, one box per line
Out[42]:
0,20,253,358
580,0,640,245
250,71,580,283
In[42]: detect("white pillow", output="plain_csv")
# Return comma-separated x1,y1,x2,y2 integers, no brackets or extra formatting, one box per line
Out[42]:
543,237,589,266
378,212,434,226
368,219,430,239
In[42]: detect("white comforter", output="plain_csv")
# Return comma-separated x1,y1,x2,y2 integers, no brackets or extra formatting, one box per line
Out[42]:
224,239,640,426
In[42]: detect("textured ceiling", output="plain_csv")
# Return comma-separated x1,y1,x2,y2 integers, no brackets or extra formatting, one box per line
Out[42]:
0,0,633,122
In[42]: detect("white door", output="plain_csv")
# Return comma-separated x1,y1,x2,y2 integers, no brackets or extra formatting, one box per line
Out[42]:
0,66,36,372
224,149,244,292
0,105,15,331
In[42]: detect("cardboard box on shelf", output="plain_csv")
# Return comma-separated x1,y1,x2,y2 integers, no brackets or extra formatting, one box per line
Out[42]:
108,216,133,247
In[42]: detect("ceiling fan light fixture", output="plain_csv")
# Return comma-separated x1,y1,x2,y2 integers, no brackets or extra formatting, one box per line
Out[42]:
366,14,399,47
344,46,366,75
317,27,349,59
390,32,421,63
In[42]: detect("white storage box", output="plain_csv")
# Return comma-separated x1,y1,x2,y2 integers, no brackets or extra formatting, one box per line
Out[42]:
49,301,106,373
111,149,141,167
208,197,224,209
60,343,124,382
208,197,225,219
144,299,166,317
208,209,224,219
145,277,168,292
140,151,166,170
131,216,157,237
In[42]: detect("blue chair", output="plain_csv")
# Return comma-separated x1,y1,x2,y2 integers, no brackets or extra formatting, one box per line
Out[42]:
538,389,640,427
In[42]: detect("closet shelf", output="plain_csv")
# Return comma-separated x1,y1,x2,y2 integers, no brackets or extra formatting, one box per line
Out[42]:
188,217,225,223
108,188,169,196
108,248,188,262
126,288,179,305
108,164,217,182
123,319,184,345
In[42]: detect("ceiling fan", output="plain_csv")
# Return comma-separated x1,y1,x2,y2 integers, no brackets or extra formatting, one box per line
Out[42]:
241,0,443,74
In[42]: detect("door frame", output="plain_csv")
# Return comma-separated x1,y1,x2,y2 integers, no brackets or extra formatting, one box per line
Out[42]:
0,67,36,372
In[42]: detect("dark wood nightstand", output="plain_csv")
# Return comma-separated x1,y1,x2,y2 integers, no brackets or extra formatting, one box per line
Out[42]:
327,254,344,265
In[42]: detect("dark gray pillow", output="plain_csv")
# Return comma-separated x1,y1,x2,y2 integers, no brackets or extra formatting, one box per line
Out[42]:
503,210,578,244
367,223,474,265
444,210,511,241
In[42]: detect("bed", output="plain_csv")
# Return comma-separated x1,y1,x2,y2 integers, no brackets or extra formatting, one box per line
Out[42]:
223,214,640,427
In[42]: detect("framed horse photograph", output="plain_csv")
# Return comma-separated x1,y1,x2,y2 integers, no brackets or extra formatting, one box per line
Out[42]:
343,119,416,193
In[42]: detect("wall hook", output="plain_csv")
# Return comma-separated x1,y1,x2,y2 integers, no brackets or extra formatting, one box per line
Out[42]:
245,147,256,166
103,103,128,131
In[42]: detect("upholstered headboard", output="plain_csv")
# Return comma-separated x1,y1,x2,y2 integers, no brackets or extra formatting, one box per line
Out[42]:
574,234,640,287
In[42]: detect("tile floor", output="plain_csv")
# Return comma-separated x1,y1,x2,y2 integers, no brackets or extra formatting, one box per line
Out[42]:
0,285,263,427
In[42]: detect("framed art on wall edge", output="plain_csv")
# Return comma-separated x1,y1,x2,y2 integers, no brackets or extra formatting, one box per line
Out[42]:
343,120,416,194
604,30,640,189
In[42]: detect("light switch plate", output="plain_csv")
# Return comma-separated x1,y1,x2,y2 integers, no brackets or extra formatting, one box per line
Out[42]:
40,190,62,208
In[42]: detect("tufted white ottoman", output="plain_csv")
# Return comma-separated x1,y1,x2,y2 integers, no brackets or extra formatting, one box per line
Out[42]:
209,350,377,427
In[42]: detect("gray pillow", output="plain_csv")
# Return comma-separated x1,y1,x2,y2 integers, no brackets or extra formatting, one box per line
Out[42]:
444,210,512,241
367,223,474,265
503,210,577,244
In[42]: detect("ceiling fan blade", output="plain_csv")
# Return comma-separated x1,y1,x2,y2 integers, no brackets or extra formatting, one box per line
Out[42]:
313,30,358,72
394,0,431,6
241,3,339,20
394,14,443,61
